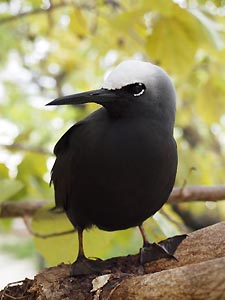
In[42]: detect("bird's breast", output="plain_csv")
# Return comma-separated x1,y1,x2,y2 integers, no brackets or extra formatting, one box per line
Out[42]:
79,117,176,188
57,115,177,230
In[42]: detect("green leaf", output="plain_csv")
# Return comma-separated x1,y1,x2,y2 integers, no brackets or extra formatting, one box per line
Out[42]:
32,205,171,266
69,8,88,38
196,66,225,124
33,207,139,265
17,152,50,199
146,4,218,75
0,179,24,202
32,207,75,265
0,164,9,179
189,8,224,50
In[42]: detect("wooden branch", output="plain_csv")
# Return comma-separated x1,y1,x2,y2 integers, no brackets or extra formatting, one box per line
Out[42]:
143,220,225,273
109,257,225,300
1,221,224,299
1,185,225,219
0,201,47,218
3,143,51,155
168,184,225,203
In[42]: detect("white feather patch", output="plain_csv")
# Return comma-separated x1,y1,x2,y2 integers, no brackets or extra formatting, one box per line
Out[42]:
102,60,161,90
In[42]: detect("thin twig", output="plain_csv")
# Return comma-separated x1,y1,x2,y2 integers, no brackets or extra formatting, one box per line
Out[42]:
23,216,75,239
1,279,29,300
160,208,190,233
180,167,196,193
0,1,98,26
2,143,51,155
0,3,67,25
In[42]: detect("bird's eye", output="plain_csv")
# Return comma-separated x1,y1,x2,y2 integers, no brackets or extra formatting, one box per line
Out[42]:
123,83,146,97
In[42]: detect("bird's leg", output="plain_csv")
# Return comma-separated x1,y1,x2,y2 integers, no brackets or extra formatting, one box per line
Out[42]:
71,228,110,276
77,227,85,259
139,224,150,247
139,224,184,264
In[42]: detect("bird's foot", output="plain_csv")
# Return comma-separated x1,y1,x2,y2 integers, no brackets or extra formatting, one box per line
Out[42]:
140,234,187,264
71,255,111,276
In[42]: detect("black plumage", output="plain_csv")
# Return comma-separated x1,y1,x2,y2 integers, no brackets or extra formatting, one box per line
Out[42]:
47,60,177,275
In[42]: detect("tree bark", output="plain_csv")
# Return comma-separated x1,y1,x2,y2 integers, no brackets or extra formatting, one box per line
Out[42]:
1,221,225,299
109,257,225,300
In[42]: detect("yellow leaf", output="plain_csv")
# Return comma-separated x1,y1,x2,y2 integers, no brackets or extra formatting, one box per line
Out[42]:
69,8,88,38
146,4,217,75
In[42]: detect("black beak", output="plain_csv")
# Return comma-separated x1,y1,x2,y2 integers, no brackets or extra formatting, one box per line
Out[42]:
46,88,119,106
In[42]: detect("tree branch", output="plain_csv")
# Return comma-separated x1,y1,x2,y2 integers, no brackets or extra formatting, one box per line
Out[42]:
1,221,225,299
0,1,98,26
1,185,225,219
3,143,51,155
168,185,225,203
109,257,225,300
0,200,47,218
0,3,67,25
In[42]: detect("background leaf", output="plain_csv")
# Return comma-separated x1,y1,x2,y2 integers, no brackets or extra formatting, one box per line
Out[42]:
0,179,24,202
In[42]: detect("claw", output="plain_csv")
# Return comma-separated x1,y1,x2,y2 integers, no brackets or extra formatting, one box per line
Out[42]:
140,234,187,264
71,256,111,276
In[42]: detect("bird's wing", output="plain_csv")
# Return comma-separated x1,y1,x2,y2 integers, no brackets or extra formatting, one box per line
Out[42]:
50,122,83,210
51,108,108,210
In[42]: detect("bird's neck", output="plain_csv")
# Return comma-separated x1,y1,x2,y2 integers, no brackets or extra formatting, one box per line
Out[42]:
103,101,130,119
103,106,175,136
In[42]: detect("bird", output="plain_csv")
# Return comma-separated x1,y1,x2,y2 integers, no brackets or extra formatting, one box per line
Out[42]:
47,60,177,275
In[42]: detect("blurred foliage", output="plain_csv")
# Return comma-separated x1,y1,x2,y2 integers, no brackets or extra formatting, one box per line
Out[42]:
0,0,225,266
0,238,36,259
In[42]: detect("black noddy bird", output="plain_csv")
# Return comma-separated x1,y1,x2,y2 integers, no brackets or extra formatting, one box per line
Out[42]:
47,60,177,275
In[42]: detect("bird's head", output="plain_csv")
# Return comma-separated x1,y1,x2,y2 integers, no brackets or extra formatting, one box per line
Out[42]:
47,60,176,127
